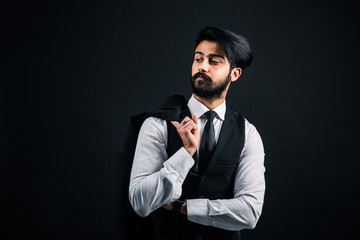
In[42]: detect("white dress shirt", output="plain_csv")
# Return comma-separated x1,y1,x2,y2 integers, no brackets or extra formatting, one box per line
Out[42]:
129,95,265,231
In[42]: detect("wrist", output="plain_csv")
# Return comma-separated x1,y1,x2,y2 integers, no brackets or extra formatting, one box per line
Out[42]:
185,146,196,156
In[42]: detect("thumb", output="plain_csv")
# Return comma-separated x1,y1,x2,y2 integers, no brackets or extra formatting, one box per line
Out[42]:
192,115,198,124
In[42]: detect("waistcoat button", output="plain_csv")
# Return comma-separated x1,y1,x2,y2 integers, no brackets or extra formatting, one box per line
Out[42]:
201,175,207,182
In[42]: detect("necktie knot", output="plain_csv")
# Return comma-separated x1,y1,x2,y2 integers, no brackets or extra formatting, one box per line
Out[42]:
204,111,216,122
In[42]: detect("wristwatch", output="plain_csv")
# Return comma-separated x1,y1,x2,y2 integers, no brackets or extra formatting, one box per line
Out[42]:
173,200,184,213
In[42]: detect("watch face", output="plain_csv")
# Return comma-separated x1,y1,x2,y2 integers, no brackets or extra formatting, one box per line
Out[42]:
173,200,184,212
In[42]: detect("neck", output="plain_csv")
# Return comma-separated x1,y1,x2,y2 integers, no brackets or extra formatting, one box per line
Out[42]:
193,94,226,110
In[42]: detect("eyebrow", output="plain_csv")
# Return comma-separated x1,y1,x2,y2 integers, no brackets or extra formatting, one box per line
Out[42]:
194,51,225,59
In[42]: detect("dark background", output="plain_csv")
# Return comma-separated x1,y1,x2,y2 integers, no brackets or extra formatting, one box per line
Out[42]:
2,0,359,239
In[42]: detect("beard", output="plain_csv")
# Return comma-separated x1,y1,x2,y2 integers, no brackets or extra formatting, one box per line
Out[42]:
190,71,231,100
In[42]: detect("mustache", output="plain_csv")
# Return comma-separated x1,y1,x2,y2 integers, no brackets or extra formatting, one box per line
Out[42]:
192,72,212,82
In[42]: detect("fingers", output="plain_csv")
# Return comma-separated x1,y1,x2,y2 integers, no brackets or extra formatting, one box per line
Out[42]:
171,116,197,131
182,119,197,133
182,116,192,125
171,116,199,156
171,117,191,130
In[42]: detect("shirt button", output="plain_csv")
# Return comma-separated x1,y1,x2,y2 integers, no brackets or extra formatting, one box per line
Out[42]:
201,176,207,182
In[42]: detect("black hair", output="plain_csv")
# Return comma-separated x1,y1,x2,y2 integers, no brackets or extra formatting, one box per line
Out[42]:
194,27,253,70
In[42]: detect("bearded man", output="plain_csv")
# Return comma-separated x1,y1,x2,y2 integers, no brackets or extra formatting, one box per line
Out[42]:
128,27,265,240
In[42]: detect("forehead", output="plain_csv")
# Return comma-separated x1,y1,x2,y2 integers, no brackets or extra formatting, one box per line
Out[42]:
194,40,225,56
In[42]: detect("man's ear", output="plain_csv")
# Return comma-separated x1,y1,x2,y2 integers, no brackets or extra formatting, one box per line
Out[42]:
230,67,242,82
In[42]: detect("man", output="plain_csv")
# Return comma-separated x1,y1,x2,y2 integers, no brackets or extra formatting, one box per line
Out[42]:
129,27,265,240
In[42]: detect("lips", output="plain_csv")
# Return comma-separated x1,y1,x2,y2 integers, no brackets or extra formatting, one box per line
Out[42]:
193,72,212,82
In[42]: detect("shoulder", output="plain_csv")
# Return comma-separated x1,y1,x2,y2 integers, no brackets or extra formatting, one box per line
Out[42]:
141,116,167,131
242,118,264,155
227,109,262,144
135,116,169,147
139,116,168,141
244,118,260,138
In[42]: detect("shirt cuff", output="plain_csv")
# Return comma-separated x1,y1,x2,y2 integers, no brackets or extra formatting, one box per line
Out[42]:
164,147,195,180
187,199,209,225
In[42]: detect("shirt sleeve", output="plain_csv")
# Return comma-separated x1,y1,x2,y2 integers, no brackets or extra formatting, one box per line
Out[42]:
187,119,266,231
128,117,195,217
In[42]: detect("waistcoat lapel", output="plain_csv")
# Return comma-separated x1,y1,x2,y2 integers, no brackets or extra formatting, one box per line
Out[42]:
205,110,235,171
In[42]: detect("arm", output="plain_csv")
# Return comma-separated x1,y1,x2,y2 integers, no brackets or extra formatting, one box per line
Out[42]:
187,120,266,231
128,116,197,217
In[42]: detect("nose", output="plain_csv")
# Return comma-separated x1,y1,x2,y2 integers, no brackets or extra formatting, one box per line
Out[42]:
198,60,209,72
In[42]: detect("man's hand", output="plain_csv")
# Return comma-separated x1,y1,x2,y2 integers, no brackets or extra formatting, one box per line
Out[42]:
162,202,187,215
171,115,200,156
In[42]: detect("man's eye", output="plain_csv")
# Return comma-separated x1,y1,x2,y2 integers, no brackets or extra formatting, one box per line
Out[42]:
210,60,219,64
195,58,203,62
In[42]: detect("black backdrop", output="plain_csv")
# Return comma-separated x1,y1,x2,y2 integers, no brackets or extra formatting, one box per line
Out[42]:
2,0,360,239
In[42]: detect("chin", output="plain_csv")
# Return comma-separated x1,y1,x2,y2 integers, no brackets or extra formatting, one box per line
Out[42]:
196,79,211,87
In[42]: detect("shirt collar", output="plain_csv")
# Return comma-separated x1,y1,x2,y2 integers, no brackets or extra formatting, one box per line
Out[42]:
187,94,226,121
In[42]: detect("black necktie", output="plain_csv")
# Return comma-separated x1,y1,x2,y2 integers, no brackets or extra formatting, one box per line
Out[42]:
198,111,216,173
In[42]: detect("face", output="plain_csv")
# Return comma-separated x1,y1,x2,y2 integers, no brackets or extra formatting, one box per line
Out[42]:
191,40,239,100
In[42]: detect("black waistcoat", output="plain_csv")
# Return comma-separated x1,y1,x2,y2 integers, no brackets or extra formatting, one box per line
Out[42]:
152,101,245,240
